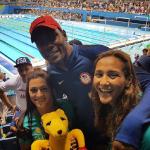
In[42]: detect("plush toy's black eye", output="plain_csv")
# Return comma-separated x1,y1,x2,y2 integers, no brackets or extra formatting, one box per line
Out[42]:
60,117,66,121
46,121,51,126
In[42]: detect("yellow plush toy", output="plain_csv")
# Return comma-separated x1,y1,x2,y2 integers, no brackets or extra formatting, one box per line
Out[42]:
31,109,87,150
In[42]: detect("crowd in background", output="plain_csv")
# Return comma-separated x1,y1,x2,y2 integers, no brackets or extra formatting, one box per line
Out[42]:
2,0,150,15
2,0,150,22
15,9,83,21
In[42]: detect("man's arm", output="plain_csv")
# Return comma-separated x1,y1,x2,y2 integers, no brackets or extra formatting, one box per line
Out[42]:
114,85,150,149
0,76,18,91
135,66,150,91
114,64,150,149
78,45,109,61
135,55,150,90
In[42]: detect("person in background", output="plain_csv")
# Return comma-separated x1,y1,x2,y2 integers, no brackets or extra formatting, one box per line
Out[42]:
21,68,78,150
142,48,148,56
0,57,33,128
19,68,53,150
0,75,7,125
0,72,14,110
91,50,140,150
29,15,109,150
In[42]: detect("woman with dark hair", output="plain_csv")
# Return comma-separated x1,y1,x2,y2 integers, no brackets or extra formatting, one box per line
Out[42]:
91,50,141,150
25,68,53,119
20,68,75,150
19,68,54,150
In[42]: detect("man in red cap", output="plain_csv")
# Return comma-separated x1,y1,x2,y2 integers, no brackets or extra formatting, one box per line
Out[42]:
30,15,109,150
30,15,72,66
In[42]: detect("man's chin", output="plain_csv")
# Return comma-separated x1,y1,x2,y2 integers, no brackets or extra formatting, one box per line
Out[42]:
48,57,64,65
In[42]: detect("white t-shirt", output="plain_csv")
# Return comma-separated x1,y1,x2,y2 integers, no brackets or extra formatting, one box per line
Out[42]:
0,75,26,112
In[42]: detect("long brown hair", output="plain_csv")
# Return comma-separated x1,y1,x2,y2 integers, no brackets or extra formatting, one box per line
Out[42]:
25,67,52,127
91,50,141,139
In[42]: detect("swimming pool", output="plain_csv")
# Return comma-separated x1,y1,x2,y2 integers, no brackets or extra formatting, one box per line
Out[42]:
0,14,150,75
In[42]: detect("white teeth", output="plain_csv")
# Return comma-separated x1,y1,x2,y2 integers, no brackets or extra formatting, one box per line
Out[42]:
100,89,112,93
98,87,112,93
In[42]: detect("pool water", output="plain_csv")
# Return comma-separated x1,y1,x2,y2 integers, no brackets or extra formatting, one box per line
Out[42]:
0,14,150,74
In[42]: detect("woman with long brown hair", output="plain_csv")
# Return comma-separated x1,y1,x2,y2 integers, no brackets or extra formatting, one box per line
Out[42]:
91,50,141,150
18,68,54,150
20,68,76,150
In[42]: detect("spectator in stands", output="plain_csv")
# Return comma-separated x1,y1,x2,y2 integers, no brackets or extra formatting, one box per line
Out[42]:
69,39,83,45
21,68,77,150
91,50,140,150
0,57,33,128
17,0,150,16
0,72,15,124
29,15,109,150
142,48,148,56
20,68,53,150
0,73,9,125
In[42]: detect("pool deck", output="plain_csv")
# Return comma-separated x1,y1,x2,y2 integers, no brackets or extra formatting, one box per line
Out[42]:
109,34,150,49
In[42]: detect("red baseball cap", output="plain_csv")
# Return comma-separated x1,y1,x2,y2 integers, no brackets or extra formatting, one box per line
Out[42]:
30,15,62,42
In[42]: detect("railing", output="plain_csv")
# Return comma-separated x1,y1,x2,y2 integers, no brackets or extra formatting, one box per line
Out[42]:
116,17,130,27
134,16,149,31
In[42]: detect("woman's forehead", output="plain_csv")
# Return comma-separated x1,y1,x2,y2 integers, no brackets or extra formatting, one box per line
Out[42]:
96,56,125,71
29,77,47,86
